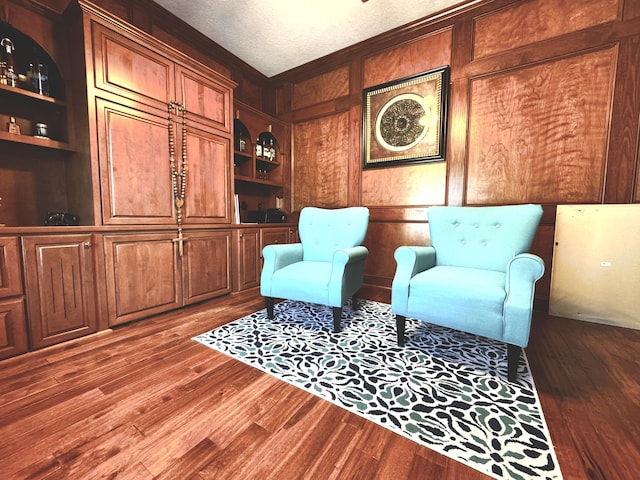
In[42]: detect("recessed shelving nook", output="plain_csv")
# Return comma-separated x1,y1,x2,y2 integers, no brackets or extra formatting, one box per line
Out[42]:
0,21,72,227
233,101,290,222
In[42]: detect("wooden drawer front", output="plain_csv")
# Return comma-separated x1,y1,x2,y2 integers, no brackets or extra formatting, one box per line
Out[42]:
92,21,174,112
22,235,98,350
183,231,232,305
0,297,28,360
261,227,291,252
0,237,22,299
104,233,181,326
177,65,231,133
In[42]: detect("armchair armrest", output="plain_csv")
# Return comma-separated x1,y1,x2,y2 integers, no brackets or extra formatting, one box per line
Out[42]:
328,246,369,306
332,246,369,266
391,246,436,315
261,243,304,285
504,253,545,346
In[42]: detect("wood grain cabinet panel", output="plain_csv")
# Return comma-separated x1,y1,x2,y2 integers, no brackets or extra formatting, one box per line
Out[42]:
183,128,232,224
91,21,175,112
182,230,232,305
21,235,98,350
85,9,235,227
103,232,181,327
233,228,261,291
95,98,174,225
0,236,22,299
261,227,291,250
177,65,231,134
0,237,27,360
0,298,28,360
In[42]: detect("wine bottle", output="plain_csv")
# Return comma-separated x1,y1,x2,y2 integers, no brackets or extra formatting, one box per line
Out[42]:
269,137,275,161
0,38,18,87
256,136,263,157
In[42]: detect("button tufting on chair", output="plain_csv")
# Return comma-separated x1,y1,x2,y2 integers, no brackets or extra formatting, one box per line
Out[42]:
391,204,544,382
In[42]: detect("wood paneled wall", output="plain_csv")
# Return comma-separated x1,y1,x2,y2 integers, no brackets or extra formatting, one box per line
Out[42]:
12,0,640,303
273,0,640,302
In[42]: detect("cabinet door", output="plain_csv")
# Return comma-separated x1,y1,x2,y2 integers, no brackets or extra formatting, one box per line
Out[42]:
0,297,28,360
183,230,232,305
183,127,232,224
0,236,22,298
177,65,232,134
233,228,261,291
96,98,175,225
91,21,174,113
22,235,98,350
103,232,182,327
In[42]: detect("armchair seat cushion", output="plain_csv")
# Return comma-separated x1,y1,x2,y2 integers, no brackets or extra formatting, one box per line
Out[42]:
407,266,506,339
269,261,332,305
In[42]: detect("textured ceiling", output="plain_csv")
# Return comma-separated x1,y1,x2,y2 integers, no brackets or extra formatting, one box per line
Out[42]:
152,0,472,77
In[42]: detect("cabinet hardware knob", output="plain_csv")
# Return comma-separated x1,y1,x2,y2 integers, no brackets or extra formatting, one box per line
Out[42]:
84,241,92,248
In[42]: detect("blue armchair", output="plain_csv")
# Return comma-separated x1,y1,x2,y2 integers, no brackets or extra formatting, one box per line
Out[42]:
261,206,370,333
392,204,544,381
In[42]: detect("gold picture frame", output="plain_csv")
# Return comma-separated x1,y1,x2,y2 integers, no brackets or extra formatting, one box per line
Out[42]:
362,66,449,169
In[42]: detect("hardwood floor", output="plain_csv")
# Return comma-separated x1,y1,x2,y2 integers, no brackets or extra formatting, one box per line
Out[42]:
1,287,638,479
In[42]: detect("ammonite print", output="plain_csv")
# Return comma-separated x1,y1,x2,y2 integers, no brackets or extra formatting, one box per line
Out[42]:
363,67,449,168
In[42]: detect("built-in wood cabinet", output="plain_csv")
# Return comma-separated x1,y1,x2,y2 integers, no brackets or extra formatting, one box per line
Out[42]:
182,230,232,305
104,229,232,326
103,232,181,327
21,234,99,349
232,226,297,292
233,102,290,220
85,9,235,226
233,228,261,291
0,237,28,360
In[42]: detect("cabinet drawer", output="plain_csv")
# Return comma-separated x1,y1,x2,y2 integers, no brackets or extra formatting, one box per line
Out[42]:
261,227,291,251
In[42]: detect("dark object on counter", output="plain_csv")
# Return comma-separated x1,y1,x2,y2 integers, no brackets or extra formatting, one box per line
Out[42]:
247,208,286,223
45,212,79,226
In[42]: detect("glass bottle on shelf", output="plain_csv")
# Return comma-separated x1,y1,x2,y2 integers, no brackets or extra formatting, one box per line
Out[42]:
0,37,18,87
27,55,49,96
256,136,263,157
269,137,276,161
267,125,276,161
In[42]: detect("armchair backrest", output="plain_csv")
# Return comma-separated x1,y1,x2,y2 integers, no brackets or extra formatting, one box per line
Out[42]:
427,204,543,272
299,207,370,262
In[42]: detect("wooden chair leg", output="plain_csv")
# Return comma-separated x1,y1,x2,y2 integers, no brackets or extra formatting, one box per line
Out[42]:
351,290,359,309
332,307,342,333
507,343,521,382
396,315,406,346
265,297,274,319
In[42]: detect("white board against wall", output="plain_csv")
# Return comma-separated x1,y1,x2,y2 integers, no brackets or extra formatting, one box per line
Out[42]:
549,204,640,330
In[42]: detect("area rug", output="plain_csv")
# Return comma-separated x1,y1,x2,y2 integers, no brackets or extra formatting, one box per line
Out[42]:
193,300,562,480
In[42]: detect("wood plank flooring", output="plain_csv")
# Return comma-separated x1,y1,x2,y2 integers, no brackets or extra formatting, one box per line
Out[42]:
1,287,638,479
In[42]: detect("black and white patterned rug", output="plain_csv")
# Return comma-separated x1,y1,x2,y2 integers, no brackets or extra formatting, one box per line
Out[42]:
193,300,562,480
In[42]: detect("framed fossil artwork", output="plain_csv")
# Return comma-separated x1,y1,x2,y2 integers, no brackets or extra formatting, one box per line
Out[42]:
362,66,449,169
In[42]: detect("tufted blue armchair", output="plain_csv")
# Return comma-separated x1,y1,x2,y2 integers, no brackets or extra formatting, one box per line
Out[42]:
392,204,544,381
261,206,370,333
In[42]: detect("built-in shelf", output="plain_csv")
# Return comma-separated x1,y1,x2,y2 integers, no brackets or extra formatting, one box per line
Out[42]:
0,83,66,106
0,130,73,151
